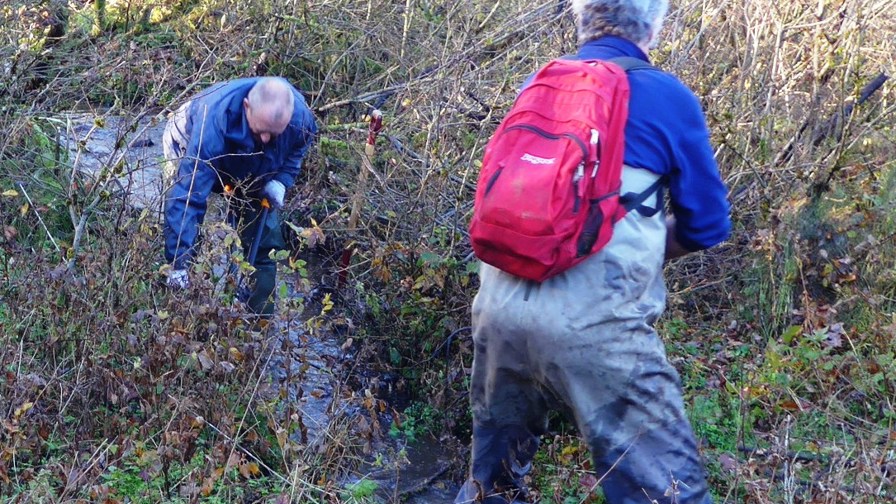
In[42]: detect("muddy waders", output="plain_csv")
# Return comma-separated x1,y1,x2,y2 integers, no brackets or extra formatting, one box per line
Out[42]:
455,168,713,504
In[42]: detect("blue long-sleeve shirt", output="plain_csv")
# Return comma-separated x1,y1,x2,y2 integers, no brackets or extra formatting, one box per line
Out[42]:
532,36,731,251
164,78,318,269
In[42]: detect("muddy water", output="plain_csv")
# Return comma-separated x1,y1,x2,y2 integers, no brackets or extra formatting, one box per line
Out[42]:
60,113,465,502
59,113,168,211
351,434,461,503
270,279,464,503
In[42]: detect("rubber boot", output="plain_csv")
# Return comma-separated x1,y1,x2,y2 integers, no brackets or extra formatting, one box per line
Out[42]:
238,204,285,317
455,423,538,504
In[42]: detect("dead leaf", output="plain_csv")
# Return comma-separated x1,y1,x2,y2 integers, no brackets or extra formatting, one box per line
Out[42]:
823,323,845,349
779,397,812,412
779,400,801,411
200,476,216,496
226,452,242,470
578,473,598,489
301,219,326,247
275,428,288,450
196,350,214,371
719,453,738,473
247,461,261,476
14,402,33,419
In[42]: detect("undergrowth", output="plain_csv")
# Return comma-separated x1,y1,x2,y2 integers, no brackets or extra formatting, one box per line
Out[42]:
2,0,895,502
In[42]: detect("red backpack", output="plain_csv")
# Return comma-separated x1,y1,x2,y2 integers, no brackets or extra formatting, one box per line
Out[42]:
469,56,661,282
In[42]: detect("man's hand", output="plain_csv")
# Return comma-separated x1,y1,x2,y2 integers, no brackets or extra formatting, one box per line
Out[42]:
167,268,190,289
664,216,692,262
263,180,285,210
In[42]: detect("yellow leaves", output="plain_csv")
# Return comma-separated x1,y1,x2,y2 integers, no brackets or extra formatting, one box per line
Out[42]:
284,218,326,248
228,347,244,362
238,460,261,479
321,292,334,314
189,415,206,429
1,189,19,197
13,402,33,419
560,445,580,457
302,218,326,247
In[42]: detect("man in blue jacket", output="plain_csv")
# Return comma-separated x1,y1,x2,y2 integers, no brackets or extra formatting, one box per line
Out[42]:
455,0,731,503
161,77,318,316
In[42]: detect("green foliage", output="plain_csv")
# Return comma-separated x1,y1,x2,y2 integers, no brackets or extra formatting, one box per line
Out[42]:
531,436,605,504
388,402,440,442
342,478,379,502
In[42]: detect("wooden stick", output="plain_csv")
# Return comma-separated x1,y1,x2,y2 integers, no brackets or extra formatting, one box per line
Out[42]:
339,110,384,288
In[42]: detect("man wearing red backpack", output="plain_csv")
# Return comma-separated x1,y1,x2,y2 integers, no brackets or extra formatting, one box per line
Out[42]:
456,0,731,503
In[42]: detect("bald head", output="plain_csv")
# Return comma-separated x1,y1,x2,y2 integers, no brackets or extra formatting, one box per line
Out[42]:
243,77,296,144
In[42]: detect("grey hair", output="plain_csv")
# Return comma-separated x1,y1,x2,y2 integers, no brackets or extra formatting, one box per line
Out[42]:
247,77,295,125
571,0,670,47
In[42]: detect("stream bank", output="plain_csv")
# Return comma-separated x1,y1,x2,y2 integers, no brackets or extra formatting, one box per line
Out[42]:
60,112,468,503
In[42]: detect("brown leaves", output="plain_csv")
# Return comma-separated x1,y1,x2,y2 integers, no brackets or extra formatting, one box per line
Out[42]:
718,452,738,473
2,225,16,243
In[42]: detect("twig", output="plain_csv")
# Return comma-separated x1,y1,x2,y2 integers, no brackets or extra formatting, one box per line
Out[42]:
339,110,384,288
17,182,60,252
775,73,889,167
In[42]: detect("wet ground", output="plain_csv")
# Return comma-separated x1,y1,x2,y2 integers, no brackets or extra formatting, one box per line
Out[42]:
59,112,168,211
62,112,464,503
267,279,463,503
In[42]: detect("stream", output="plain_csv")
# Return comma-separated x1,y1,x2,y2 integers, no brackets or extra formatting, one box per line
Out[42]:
60,112,465,503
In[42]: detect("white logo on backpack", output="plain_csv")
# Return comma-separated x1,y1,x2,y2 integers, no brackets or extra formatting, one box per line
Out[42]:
521,153,556,165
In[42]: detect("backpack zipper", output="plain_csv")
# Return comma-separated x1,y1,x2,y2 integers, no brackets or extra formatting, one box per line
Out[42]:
590,129,600,177
504,124,590,212
504,124,589,157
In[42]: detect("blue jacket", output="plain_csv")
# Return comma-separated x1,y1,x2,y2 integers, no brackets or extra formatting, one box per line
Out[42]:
164,78,318,269
539,36,731,252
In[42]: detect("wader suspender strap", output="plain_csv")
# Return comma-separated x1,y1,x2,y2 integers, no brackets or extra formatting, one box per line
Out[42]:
619,177,666,217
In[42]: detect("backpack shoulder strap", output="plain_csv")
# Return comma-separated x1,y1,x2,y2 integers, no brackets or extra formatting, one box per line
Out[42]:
609,56,656,72
555,55,656,73
612,56,665,216
553,55,664,216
